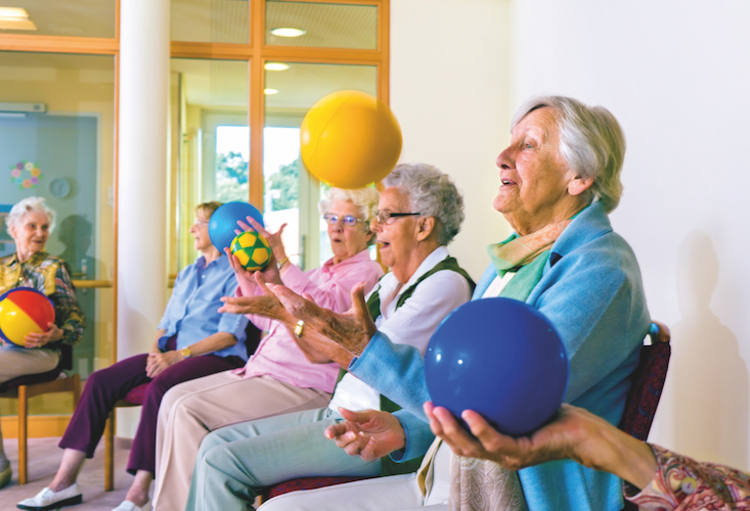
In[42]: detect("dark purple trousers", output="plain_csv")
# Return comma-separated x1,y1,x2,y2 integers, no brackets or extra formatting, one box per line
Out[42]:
58,351,244,475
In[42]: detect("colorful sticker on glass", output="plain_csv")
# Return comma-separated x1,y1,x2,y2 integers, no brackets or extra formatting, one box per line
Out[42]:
10,161,43,190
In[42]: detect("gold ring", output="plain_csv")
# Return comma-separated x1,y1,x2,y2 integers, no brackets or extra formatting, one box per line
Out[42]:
294,319,305,337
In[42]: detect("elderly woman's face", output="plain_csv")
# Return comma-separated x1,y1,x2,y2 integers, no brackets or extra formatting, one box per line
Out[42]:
494,107,582,234
10,210,50,257
189,210,213,252
371,187,419,275
326,199,371,264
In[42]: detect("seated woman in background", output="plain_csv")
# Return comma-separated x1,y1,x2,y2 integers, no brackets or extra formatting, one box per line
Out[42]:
0,197,85,490
150,187,386,511
426,402,750,511
182,164,474,511
18,201,250,511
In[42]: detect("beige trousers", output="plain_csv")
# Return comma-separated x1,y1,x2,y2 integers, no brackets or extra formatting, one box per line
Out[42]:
0,345,59,383
152,371,331,511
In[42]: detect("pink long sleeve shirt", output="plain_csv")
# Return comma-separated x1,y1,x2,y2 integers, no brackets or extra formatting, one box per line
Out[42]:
233,249,383,394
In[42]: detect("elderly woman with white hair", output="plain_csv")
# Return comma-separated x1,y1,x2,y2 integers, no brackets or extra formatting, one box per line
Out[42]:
256,96,651,511
0,197,84,489
179,164,475,511
149,187,389,511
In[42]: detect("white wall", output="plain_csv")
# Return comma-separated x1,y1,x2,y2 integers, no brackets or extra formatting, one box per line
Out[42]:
390,0,512,281
513,0,750,469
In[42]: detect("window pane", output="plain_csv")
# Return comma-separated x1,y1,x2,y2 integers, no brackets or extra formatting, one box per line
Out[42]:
0,51,115,413
171,0,250,43
264,62,377,270
0,0,115,38
266,1,377,50
169,58,249,274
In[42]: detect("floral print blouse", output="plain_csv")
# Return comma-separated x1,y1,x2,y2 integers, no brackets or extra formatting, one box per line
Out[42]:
626,444,750,510
1,251,85,349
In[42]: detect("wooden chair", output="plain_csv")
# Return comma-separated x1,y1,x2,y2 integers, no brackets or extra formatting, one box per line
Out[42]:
103,322,263,490
0,344,80,485
263,321,672,504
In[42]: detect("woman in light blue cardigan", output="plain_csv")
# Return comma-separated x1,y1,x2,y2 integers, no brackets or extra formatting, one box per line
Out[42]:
252,95,650,511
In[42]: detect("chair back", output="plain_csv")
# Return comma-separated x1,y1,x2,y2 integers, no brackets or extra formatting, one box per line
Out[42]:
618,320,671,441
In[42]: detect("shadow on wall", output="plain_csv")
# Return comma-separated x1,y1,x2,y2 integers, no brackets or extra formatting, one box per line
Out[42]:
670,231,748,468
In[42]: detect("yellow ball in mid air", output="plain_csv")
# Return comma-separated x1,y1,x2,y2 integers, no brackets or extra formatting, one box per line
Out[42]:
300,90,402,189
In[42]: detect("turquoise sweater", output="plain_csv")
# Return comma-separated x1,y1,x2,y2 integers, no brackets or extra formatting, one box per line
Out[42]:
349,201,650,511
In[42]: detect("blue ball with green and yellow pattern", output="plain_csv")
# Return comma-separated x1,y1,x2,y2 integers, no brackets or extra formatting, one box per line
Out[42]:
230,230,272,271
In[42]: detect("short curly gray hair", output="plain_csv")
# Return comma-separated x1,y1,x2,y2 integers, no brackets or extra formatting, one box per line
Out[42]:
5,196,56,233
512,95,626,212
382,163,464,245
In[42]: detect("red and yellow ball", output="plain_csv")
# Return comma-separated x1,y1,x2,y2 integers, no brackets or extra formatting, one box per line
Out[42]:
231,231,272,271
0,287,55,347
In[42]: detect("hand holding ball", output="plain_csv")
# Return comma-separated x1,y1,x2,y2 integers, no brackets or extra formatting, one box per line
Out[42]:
208,201,264,253
424,298,569,436
0,287,56,347
300,91,402,189
230,231,272,271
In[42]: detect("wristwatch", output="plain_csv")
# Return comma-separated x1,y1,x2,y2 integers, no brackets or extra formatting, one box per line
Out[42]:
180,347,192,359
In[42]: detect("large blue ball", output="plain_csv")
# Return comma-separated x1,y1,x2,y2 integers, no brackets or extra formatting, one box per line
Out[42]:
424,297,569,436
208,202,265,252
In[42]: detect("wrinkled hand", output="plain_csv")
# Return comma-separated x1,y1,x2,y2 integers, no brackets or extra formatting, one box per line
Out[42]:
25,322,63,348
145,350,184,378
241,217,288,267
266,281,376,356
324,408,406,461
219,272,296,326
424,402,657,488
424,401,583,470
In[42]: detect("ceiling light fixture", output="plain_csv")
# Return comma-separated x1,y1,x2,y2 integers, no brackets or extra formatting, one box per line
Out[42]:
270,27,306,38
264,62,290,71
264,88,279,95
0,7,37,30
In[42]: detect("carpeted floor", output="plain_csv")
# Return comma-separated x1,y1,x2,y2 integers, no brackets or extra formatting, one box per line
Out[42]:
1,437,131,511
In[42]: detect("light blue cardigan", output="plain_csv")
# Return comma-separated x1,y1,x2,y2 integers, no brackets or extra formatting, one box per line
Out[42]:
348,201,651,511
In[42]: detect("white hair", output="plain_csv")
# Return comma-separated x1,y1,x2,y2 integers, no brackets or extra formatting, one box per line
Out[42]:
382,163,465,245
512,95,626,212
5,196,56,232
318,187,380,225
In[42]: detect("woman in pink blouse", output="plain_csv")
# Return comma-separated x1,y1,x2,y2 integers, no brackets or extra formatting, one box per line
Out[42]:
424,402,750,511
150,187,384,511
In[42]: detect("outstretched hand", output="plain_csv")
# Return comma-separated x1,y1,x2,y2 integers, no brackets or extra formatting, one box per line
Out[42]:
324,408,406,461
240,217,288,267
266,281,376,356
219,272,296,326
424,402,658,489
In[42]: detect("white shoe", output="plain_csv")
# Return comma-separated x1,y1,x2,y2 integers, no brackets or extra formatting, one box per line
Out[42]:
111,500,151,511
17,483,83,510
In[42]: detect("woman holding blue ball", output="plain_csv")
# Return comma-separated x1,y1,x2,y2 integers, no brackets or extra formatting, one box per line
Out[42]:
253,96,650,511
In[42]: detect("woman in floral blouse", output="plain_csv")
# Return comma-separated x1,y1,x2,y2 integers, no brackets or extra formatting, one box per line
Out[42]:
0,196,84,488
425,402,750,510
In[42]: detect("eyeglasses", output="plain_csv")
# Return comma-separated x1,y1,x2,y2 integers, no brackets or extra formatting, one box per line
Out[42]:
323,214,366,227
192,219,209,227
374,210,422,224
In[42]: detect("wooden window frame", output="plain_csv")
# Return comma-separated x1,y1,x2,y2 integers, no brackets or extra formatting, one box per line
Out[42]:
0,0,391,359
